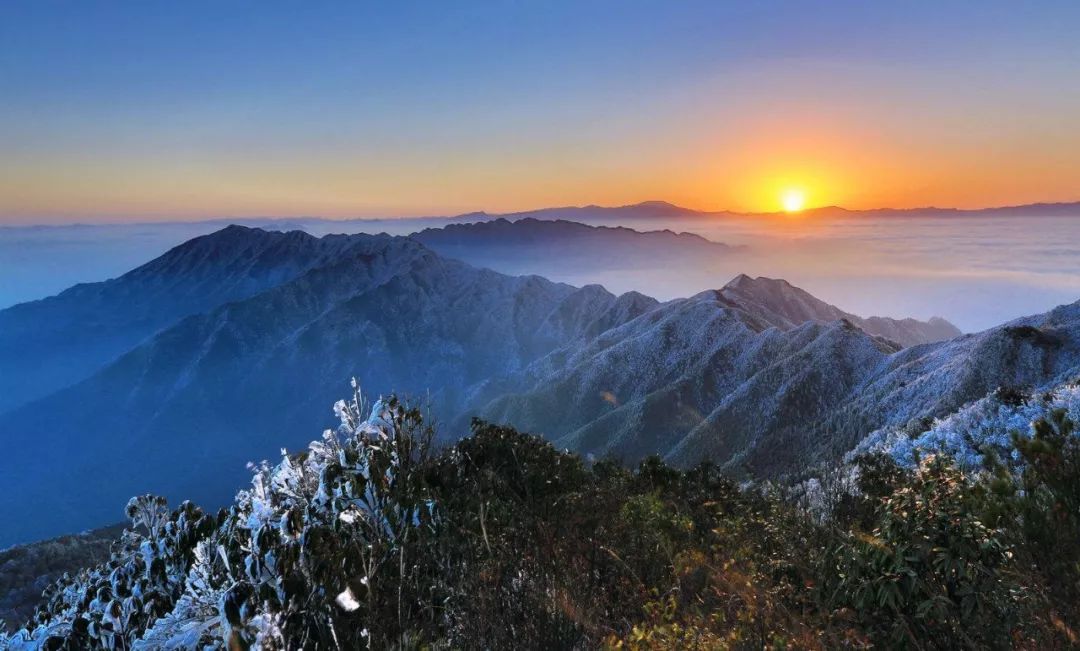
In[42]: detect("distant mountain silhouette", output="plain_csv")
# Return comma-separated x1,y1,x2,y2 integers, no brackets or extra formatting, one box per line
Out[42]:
412,217,740,277
443,199,1080,223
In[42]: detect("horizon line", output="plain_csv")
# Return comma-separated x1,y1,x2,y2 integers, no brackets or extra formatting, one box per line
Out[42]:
4,198,1080,229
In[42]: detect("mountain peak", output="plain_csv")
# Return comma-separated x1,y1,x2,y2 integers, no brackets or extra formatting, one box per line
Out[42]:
631,200,681,209
722,274,794,291
711,274,960,346
620,200,701,216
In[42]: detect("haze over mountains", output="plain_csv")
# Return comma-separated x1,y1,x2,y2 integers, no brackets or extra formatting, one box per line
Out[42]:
436,199,1080,224
412,217,741,282
1,217,1079,546
0,224,665,543
5,200,1080,335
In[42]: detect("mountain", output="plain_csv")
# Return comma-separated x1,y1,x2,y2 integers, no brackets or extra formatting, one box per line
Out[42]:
0,226,372,415
441,200,708,224
0,223,1073,546
474,281,1079,477
446,199,1080,223
0,229,657,545
716,274,960,346
0,214,733,419
791,201,1080,219
411,217,739,278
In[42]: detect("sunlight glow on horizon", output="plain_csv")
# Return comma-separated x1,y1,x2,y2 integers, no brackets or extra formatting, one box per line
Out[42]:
781,189,807,213
2,3,1079,223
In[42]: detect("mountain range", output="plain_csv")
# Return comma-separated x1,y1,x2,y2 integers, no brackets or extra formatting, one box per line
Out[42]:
410,216,741,282
429,199,1080,224
2,219,1077,546
474,280,1078,476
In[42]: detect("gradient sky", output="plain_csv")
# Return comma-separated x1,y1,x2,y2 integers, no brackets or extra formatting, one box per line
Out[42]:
2,1,1079,223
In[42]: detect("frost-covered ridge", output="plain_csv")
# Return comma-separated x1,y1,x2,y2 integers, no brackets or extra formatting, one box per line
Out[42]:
715,274,961,346
2,223,1079,546
857,380,1080,469
478,292,1080,476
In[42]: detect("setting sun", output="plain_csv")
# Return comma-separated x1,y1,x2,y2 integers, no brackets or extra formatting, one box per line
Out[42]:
781,188,807,213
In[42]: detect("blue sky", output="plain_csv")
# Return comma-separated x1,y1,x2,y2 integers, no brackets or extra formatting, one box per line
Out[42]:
2,1,1078,221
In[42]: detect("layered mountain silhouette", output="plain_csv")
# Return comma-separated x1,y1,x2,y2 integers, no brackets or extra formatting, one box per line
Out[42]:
0,227,662,543
411,217,739,278
2,221,1075,546
447,199,1080,223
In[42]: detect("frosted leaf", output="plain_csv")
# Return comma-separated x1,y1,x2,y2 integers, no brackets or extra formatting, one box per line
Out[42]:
335,587,361,612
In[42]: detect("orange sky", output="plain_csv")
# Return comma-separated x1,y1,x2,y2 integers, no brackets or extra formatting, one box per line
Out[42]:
3,4,1078,223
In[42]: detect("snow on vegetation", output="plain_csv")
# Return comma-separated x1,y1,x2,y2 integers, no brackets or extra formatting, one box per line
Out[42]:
859,379,1080,470
1,382,434,650
4,378,1080,648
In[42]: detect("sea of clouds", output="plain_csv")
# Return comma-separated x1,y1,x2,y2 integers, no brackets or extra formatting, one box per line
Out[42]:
3,212,1079,332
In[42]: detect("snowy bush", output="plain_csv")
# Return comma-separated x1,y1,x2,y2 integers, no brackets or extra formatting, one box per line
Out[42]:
1,382,439,650
5,381,1079,649
864,381,1080,470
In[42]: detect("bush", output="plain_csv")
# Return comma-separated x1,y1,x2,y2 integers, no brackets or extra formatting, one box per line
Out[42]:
827,456,1020,648
4,392,1079,649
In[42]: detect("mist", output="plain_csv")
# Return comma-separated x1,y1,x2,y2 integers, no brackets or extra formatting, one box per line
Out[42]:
3,213,1079,332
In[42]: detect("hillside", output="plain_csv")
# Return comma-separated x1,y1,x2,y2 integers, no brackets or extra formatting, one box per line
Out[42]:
0,231,656,544
476,280,1078,476
3,391,1078,649
0,226,374,415
0,525,124,631
0,223,1068,547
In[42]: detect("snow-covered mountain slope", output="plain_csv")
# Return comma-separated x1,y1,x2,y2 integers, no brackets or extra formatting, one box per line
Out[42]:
0,226,376,415
474,291,1080,478
0,235,655,545
2,224,1075,546
716,274,960,346
854,379,1080,470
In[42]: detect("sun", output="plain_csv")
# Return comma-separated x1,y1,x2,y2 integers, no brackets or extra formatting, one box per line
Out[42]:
780,188,806,213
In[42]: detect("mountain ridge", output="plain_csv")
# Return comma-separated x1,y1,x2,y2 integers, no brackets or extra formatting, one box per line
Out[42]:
714,274,961,346
444,199,1080,223
0,223,1074,547
472,287,1079,477
0,230,662,544
0,226,384,415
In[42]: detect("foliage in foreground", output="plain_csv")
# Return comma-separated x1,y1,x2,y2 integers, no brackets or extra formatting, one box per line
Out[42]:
2,389,1079,649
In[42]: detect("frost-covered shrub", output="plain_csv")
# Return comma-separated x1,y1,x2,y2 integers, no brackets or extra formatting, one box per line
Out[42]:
1,383,439,650
6,382,1079,649
3,499,213,650
867,381,1080,470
